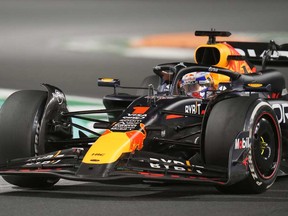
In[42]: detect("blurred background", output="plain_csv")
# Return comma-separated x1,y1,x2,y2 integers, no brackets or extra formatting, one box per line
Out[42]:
0,0,288,99
1,1,288,213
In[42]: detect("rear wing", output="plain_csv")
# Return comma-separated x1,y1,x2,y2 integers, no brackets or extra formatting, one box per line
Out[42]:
227,41,288,67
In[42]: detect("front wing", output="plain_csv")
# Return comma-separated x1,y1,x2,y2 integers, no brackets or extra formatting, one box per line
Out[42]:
0,145,249,186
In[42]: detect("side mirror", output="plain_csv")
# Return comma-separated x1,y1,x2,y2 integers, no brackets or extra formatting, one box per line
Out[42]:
98,78,120,87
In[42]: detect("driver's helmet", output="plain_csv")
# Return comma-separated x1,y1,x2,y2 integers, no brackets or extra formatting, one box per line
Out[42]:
180,72,214,98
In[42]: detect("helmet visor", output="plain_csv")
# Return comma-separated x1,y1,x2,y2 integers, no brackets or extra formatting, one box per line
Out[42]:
182,83,202,93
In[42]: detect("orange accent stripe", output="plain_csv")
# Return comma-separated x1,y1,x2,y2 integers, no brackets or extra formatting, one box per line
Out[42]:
133,106,149,114
139,172,164,177
166,114,183,120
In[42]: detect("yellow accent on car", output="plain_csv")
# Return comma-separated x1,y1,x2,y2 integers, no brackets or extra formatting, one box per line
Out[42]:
193,43,256,89
82,131,132,164
100,78,114,82
194,43,231,68
260,136,267,155
247,83,263,88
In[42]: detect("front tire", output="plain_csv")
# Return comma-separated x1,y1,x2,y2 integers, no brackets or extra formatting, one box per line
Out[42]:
0,90,60,188
204,97,281,194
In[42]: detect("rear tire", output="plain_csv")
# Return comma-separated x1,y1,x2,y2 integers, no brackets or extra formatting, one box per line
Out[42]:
0,90,59,188
204,97,281,194
136,75,160,96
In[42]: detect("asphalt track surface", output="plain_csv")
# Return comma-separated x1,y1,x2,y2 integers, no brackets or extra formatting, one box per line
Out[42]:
1,0,288,215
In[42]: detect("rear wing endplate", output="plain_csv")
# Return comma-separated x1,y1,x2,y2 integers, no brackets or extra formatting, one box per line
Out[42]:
227,41,288,67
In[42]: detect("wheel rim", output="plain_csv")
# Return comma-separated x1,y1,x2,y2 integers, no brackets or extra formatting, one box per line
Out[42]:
252,113,280,180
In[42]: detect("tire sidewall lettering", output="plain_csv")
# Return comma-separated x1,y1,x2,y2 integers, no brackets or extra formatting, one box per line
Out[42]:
246,101,281,189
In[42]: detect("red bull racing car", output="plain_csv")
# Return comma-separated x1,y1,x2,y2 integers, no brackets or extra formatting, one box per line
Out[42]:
1,30,288,194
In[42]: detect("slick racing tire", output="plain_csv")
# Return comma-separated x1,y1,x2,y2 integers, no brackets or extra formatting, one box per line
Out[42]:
204,96,281,194
0,90,59,188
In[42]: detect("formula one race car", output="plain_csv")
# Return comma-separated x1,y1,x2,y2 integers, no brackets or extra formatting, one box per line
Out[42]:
1,30,288,194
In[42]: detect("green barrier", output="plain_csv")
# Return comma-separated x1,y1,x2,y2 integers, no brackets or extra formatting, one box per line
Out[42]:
66,96,107,138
